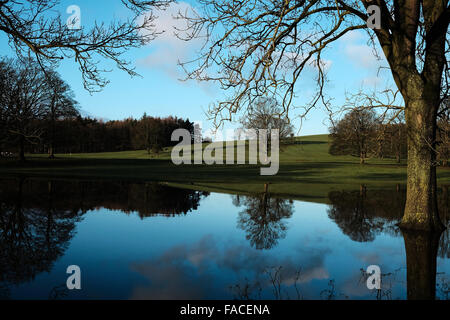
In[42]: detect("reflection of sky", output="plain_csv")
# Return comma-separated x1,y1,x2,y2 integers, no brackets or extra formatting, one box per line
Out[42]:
9,193,449,300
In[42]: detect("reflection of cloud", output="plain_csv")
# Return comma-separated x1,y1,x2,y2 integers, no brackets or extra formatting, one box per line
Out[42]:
129,235,217,299
129,235,331,299
354,252,381,265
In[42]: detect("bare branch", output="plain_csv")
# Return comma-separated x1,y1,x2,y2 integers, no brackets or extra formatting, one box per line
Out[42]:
0,0,173,92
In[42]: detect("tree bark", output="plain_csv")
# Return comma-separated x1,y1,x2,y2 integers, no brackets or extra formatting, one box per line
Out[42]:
401,97,444,231
370,0,447,232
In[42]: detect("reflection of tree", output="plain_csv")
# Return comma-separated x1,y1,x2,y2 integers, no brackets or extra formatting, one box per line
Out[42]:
0,179,82,297
0,178,210,298
129,183,209,218
231,194,242,207
439,228,450,259
0,179,210,219
234,189,293,250
358,266,403,300
0,283,10,300
328,186,449,246
401,229,443,300
436,274,450,300
326,189,403,242
438,185,450,259
328,186,450,300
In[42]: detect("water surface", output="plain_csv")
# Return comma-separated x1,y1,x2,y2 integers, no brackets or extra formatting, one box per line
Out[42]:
0,179,448,300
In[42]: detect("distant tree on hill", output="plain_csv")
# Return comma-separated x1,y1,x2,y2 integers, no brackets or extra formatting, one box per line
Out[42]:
383,122,407,163
131,114,189,155
133,113,154,154
241,97,293,141
329,109,379,164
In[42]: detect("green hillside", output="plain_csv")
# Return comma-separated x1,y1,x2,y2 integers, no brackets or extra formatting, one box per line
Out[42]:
1,134,449,203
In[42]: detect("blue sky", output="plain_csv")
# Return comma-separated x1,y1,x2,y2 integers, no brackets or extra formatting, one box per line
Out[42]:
0,0,396,136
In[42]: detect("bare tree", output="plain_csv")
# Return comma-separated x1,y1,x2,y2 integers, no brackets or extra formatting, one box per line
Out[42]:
43,71,79,158
384,121,407,163
337,89,408,163
240,97,293,140
329,108,379,164
0,58,13,152
0,0,172,92
0,57,49,161
178,0,449,231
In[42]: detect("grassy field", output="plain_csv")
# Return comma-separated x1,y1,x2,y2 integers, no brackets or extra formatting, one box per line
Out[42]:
1,134,449,203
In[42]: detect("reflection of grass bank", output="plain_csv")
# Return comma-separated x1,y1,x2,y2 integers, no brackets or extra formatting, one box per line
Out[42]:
1,134,449,203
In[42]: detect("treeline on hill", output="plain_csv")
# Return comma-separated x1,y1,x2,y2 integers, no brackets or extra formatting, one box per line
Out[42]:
31,115,194,155
329,109,450,166
0,57,193,159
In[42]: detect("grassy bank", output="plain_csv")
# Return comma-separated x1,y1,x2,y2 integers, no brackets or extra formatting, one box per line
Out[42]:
1,134,449,203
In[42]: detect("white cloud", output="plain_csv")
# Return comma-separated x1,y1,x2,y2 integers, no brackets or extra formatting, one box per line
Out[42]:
338,30,393,89
340,30,382,69
345,44,379,69
137,2,201,79
361,75,382,87
339,29,364,43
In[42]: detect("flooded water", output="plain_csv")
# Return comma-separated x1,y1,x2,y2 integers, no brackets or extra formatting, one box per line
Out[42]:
0,178,448,300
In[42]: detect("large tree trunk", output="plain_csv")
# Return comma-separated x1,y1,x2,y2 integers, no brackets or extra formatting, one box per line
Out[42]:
371,0,447,232
401,97,444,231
